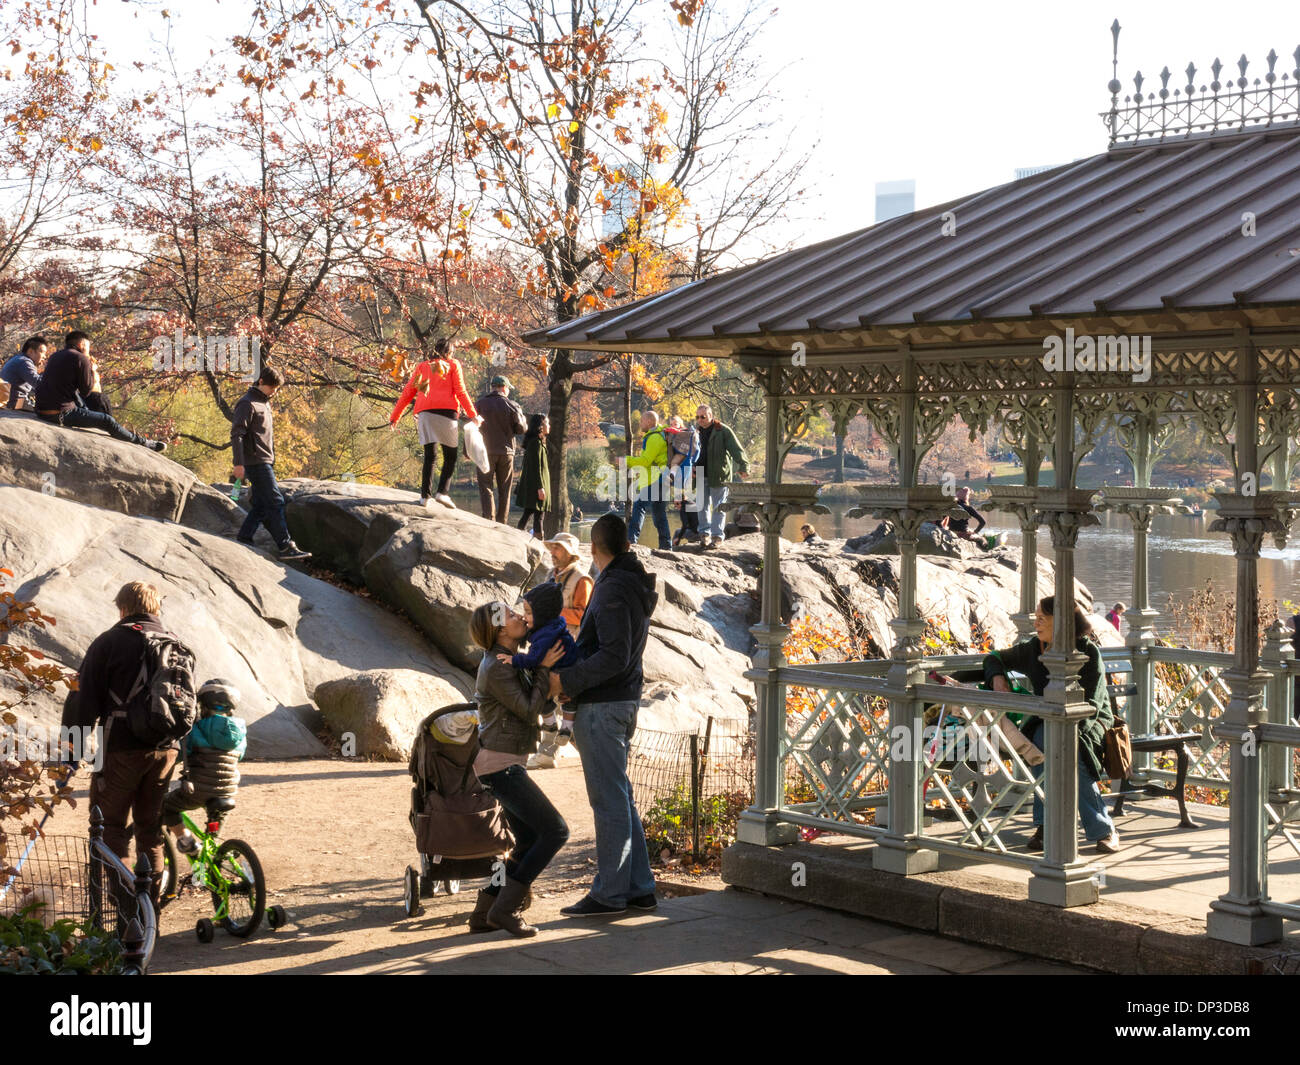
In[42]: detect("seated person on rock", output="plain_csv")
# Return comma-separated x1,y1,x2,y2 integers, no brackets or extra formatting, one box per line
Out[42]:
162,678,248,854
939,486,986,542
497,582,579,770
2,335,48,410
32,330,167,451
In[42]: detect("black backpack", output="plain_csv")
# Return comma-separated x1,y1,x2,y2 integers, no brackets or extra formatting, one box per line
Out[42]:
109,625,199,747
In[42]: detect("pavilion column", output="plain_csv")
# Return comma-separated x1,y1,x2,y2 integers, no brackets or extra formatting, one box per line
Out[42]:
1261,619,1294,797
1013,436,1042,638
1028,375,1102,907
734,385,819,847
871,350,939,876
1207,334,1283,945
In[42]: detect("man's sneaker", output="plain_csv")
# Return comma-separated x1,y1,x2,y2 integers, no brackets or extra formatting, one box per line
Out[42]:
434,493,456,509
417,496,431,509
1096,831,1121,854
278,541,312,562
146,439,167,452
1026,826,1043,853
627,893,658,912
177,832,199,854
699,534,713,549
560,895,626,917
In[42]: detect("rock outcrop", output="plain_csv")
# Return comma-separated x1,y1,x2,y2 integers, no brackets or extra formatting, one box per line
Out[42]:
314,669,468,761
0,485,470,758
0,409,245,535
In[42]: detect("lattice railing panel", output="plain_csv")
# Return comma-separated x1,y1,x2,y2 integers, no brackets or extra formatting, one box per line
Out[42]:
783,686,890,823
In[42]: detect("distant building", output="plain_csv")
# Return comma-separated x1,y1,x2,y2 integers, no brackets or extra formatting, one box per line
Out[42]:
1014,165,1056,180
874,179,915,222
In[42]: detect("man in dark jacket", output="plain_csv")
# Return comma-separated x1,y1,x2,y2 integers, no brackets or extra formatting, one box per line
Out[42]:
548,513,659,916
33,331,166,450
475,374,527,522
2,335,47,409
61,582,184,902
231,364,310,561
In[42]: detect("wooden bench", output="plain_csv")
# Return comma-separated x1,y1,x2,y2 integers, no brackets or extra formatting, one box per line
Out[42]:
1106,671,1198,828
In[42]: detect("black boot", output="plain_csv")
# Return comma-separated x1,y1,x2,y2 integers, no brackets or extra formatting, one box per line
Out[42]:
486,878,537,938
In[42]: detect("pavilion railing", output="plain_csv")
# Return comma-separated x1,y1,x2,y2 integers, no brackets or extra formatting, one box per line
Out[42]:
774,644,1300,879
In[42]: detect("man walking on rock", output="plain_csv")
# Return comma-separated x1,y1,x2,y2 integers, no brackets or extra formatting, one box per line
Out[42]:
548,513,659,915
475,374,527,523
231,364,311,561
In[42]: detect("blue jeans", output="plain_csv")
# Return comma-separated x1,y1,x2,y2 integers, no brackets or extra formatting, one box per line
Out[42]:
1027,721,1116,841
237,462,290,548
699,476,728,540
43,406,146,445
628,476,672,550
479,763,570,886
572,700,655,905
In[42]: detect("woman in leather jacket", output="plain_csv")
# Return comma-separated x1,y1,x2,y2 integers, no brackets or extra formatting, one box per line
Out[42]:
465,600,569,937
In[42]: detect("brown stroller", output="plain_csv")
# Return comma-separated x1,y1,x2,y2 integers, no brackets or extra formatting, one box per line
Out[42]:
403,702,513,917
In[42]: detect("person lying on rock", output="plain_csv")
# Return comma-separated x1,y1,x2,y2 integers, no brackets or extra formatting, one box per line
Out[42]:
495,582,579,770
32,331,167,450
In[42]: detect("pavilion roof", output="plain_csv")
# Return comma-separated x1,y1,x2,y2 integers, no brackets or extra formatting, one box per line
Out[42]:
524,123,1300,356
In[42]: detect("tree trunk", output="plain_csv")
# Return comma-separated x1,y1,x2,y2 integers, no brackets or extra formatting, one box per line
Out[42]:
544,348,575,538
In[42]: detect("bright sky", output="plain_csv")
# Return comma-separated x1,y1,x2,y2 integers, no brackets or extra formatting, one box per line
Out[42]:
51,0,1300,256
766,0,1300,245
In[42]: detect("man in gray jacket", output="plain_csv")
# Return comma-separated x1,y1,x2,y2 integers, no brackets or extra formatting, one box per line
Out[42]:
231,365,310,561
475,374,527,522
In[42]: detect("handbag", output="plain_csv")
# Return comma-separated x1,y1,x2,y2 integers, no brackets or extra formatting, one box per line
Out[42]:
415,762,513,860
1103,719,1134,779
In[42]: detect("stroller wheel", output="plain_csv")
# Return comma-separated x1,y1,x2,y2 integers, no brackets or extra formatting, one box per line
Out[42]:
403,866,423,917
443,879,461,896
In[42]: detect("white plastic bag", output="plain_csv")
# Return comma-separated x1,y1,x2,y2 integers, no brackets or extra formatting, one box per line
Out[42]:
462,420,490,474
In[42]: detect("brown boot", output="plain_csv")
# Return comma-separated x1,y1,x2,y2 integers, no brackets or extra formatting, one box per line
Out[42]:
467,889,495,933
486,877,537,938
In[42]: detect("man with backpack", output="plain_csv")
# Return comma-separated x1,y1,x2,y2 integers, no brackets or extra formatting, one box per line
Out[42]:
62,581,199,903
626,410,673,551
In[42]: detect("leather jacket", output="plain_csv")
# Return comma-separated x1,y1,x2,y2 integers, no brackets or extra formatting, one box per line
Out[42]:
475,642,551,756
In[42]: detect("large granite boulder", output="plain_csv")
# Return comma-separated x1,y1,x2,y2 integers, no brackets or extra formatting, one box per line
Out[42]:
280,479,550,670
0,408,244,535
0,485,470,758
313,668,467,760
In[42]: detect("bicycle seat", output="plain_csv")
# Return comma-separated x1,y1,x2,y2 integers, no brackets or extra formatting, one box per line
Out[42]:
206,797,237,813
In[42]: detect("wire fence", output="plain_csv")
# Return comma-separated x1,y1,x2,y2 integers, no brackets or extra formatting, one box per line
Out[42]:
1,812,156,973
629,716,755,863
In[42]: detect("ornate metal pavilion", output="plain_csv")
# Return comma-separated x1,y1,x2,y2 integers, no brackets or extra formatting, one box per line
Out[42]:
525,31,1300,945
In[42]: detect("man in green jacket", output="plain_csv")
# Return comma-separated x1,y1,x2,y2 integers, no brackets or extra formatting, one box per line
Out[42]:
695,404,748,548
626,411,673,551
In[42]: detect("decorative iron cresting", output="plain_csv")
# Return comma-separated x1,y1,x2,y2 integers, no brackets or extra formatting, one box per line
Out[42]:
1104,20,1300,146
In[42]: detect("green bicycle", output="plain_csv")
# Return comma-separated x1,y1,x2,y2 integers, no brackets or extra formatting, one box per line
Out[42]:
158,801,287,943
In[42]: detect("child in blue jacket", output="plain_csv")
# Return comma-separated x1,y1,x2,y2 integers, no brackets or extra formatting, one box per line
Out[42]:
162,678,248,853
497,582,578,769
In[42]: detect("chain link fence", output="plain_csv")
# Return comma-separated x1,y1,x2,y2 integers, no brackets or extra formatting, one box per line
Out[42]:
629,716,754,863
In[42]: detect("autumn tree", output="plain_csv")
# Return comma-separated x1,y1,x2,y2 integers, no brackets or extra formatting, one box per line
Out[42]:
415,0,807,533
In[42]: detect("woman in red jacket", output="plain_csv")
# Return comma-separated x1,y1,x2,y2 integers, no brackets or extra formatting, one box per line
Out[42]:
389,338,481,508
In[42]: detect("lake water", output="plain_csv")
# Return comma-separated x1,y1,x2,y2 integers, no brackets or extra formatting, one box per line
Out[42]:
457,489,1300,636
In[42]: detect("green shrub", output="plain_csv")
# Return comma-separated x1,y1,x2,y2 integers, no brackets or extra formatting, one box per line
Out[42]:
566,444,612,505
0,906,126,974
